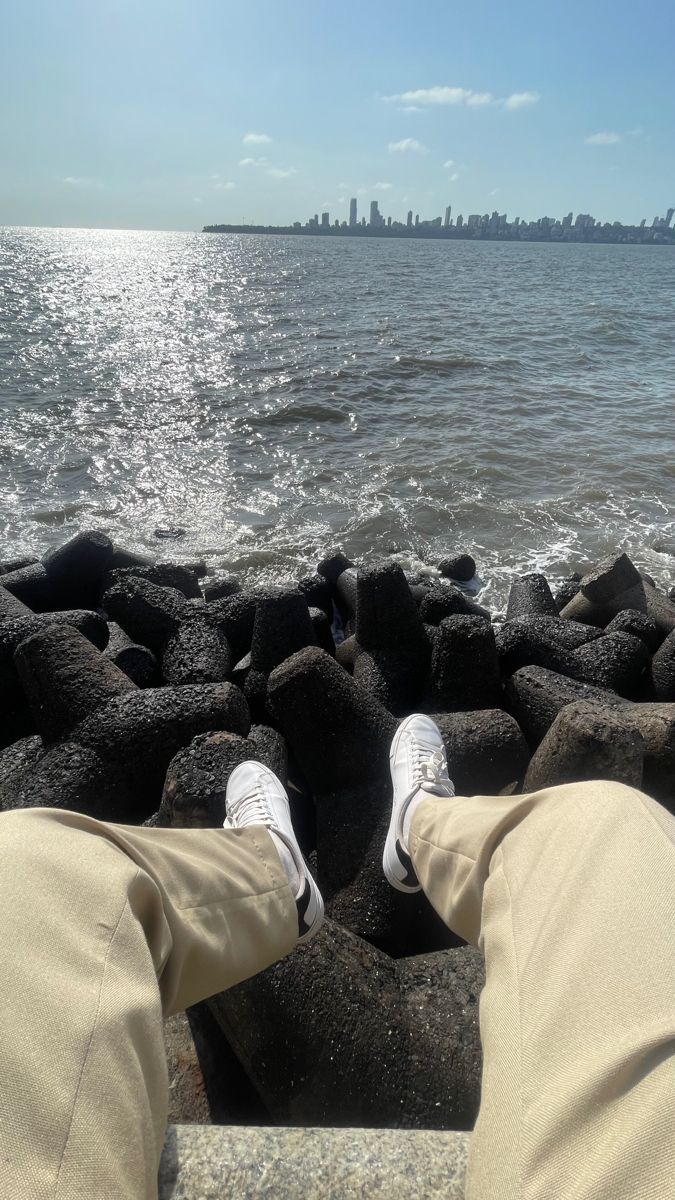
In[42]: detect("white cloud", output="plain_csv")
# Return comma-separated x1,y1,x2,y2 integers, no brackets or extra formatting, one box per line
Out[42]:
215,181,236,191
503,91,540,110
490,187,501,196
243,132,272,144
585,131,621,145
267,166,296,178
447,172,459,182
388,138,427,154
383,85,540,111
62,176,102,188
239,156,268,167
443,159,455,168
356,186,368,195
374,181,393,190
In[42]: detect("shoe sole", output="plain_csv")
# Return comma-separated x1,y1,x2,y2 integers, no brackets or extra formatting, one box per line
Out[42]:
382,722,423,893
297,869,325,942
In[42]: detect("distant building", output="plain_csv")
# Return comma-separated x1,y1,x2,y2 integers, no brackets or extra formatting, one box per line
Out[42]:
562,211,573,229
456,214,463,228
321,212,329,227
444,205,451,227
414,213,419,227
665,207,675,228
406,209,413,228
349,198,357,227
467,214,480,228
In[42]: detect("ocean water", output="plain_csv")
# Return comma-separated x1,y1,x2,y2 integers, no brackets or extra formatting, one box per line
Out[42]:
1,225,674,610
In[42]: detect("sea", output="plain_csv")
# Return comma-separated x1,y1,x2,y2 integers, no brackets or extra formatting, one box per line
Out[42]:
1,225,674,612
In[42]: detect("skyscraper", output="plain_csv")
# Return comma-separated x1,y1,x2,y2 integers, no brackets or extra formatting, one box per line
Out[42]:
444,205,451,227
369,200,379,226
406,210,413,228
349,197,357,227
321,212,329,227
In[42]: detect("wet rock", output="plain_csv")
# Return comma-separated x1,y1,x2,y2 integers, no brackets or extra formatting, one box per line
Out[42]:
160,619,231,685
429,615,502,712
269,647,401,949
102,575,189,652
244,591,316,722
438,554,476,583
185,560,208,580
419,583,490,626
316,550,355,585
554,574,582,611
14,624,136,744
505,573,558,621
154,526,186,540
431,710,530,794
42,530,114,607
103,563,202,600
0,562,55,612
104,622,159,686
0,585,32,622
70,683,250,817
506,665,626,747
309,607,335,657
298,573,333,621
353,562,431,713
524,702,644,792
1,556,40,574
202,576,242,603
605,609,661,651
648,631,675,701
210,920,483,1129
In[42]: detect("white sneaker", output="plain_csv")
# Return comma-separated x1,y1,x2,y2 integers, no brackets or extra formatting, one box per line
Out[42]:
225,761,324,943
383,714,455,893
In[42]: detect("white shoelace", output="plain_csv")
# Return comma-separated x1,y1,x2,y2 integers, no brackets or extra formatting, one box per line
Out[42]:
411,743,454,796
231,783,275,828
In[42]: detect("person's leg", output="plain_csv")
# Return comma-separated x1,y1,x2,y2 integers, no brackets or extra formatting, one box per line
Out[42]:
0,802,301,1199
409,779,675,1200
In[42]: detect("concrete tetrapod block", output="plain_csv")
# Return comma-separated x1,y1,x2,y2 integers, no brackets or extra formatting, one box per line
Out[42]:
209,919,482,1130
505,573,558,621
268,647,403,949
0,562,55,612
647,630,675,701
245,591,317,723
298,573,333,621
419,583,491,625
505,665,627,747
104,622,159,686
160,618,232,686
438,553,476,582
103,576,190,652
353,562,431,714
431,710,530,794
429,615,502,712
0,740,134,821
0,585,32,622
42,529,114,607
554,574,582,611
523,701,644,792
568,631,649,697
158,1124,470,1200
577,552,642,604
605,609,661,651
202,576,242,603
158,732,257,827
14,624,137,744
309,607,336,657
206,592,259,665
102,563,202,600
108,546,155,571
561,558,675,637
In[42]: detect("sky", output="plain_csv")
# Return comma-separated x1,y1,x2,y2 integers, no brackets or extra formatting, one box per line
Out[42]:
1,0,674,232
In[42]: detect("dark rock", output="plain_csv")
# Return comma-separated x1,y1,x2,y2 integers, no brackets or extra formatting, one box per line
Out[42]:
634,705,675,811
335,567,358,624
568,631,649,697
419,583,490,626
335,634,357,672
0,610,109,661
297,573,333,621
268,647,401,949
438,554,476,583
185,560,208,580
70,683,250,816
104,622,159,686
14,624,136,744
648,631,675,701
160,618,231,685
230,652,251,689
1,556,40,574
0,740,131,820
210,920,482,1129
506,665,627,747
0,735,43,785
495,616,602,676
0,562,55,612
207,592,258,664
103,563,201,600
248,725,289,786
42,530,114,607
154,526,186,540
244,591,316,722
102,576,189,652
316,551,355,584
561,555,675,637
505,573,558,621
429,615,502,711
579,552,642,604
604,609,661,651
353,562,430,713
309,607,335,657
524,702,644,792
554,575,582,611
159,732,254,827
0,585,33,622
109,546,155,571
202,576,242,603
431,710,530,794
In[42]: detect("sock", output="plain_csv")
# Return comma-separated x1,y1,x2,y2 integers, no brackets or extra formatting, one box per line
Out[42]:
268,829,302,897
402,791,426,851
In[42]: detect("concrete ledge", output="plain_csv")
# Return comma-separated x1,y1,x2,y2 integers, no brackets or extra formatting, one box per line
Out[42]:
159,1124,470,1198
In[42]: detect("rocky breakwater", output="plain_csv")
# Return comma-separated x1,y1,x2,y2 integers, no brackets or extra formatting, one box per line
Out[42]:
2,534,674,1130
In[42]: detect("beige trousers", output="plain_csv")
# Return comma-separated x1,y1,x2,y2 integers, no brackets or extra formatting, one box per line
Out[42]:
1,781,673,1199
410,780,675,1200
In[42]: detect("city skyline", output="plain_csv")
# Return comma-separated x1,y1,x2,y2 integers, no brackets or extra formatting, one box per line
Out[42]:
1,1,674,232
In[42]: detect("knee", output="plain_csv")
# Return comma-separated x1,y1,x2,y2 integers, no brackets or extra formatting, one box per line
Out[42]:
0,806,74,856
533,779,649,828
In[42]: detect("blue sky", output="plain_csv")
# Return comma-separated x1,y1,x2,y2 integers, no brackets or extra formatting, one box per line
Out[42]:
1,0,673,231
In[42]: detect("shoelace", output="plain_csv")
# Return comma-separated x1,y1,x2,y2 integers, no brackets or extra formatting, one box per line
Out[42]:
232,781,275,828
411,742,454,795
